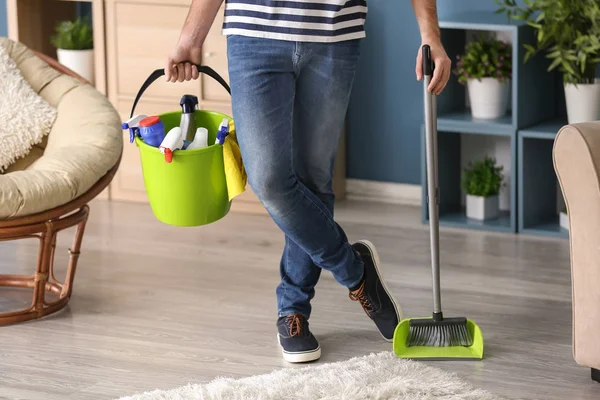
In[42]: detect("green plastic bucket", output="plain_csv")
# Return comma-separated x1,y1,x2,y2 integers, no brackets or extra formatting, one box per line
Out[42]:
128,65,233,227
135,110,231,227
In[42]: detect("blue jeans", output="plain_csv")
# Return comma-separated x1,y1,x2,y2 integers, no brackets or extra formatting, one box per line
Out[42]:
226,35,365,319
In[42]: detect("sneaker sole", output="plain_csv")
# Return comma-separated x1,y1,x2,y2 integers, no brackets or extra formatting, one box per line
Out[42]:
277,335,321,363
356,239,404,342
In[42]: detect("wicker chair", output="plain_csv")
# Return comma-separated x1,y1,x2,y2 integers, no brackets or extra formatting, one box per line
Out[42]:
0,39,122,325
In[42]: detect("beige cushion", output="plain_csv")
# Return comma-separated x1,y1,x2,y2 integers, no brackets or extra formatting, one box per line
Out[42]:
553,122,600,370
0,38,122,219
0,42,57,172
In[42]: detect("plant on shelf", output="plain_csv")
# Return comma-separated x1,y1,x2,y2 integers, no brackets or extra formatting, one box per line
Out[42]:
496,0,600,124
50,17,95,84
453,35,512,120
461,155,504,221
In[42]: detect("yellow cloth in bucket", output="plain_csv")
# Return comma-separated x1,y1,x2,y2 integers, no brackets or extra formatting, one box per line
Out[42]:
223,120,247,201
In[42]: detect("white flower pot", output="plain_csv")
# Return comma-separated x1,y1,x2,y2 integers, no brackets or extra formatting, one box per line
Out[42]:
564,81,600,124
560,211,569,231
466,194,499,221
57,48,95,84
467,78,510,120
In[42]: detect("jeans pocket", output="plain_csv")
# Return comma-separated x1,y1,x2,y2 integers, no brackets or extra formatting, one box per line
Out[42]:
329,38,362,63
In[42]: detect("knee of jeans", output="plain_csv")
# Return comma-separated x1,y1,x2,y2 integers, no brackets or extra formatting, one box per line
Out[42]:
296,164,334,196
250,170,296,203
304,175,333,197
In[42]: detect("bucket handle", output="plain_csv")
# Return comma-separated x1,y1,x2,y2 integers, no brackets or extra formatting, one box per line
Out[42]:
130,64,231,118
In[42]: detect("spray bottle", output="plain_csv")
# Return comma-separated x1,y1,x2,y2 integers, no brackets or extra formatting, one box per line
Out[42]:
159,127,185,163
122,114,148,143
179,95,199,142
214,118,230,145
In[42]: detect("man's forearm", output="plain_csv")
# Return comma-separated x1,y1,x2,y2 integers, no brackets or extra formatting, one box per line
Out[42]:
411,0,441,42
180,0,224,46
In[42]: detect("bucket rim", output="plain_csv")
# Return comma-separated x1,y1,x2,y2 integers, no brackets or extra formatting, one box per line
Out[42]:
159,109,232,118
135,136,223,156
136,108,232,156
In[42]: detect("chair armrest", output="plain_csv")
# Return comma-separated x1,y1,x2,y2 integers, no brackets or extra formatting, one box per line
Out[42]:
554,122,600,370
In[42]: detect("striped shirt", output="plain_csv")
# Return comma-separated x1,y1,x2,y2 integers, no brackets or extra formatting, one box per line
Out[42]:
222,0,368,43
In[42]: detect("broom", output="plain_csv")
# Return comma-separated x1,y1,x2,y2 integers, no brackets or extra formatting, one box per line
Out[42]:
407,45,473,348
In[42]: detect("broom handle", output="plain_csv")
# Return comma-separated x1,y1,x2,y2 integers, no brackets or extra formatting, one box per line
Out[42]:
422,45,443,319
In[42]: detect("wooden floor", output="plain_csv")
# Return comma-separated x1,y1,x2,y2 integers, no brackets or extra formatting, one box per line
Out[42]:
0,199,598,400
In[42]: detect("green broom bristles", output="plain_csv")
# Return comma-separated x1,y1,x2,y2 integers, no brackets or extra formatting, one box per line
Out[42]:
407,316,474,347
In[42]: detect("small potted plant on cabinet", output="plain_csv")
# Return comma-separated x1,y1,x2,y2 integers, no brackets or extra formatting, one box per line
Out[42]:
453,35,512,119
51,17,94,84
497,0,600,124
461,156,505,220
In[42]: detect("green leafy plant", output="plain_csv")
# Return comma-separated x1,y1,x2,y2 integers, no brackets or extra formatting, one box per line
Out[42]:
452,35,512,85
461,156,505,197
496,0,600,84
50,17,93,50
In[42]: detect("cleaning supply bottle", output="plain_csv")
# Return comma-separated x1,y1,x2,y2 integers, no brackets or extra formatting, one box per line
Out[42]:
179,95,199,142
122,114,148,143
215,118,230,145
138,116,165,147
159,127,185,163
186,127,209,150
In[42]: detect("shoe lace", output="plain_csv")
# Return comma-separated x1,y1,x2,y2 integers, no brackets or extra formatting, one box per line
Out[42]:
349,281,375,314
286,314,304,337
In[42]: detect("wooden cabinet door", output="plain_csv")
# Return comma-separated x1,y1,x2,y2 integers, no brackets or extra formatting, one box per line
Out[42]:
108,1,201,100
106,0,202,202
201,8,231,104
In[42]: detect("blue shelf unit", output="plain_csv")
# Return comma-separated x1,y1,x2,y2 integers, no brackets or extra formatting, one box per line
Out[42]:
518,119,569,238
421,11,563,235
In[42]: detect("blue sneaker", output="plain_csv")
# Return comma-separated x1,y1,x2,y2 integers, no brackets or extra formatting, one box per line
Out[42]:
350,240,403,341
277,314,321,363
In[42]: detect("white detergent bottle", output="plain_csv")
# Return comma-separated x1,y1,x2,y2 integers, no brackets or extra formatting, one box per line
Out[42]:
159,127,184,163
186,127,209,150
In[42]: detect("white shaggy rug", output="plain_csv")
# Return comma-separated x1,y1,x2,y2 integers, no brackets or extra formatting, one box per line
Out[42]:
118,352,503,400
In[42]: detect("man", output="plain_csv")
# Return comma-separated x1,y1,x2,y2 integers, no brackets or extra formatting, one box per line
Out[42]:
165,0,451,363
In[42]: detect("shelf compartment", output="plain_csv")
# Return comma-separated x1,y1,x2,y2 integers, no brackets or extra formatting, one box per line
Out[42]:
421,130,517,233
436,17,557,135
518,133,569,238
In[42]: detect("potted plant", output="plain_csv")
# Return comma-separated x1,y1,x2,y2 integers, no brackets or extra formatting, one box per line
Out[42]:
51,17,94,84
461,156,505,220
453,35,512,119
497,0,600,124
560,207,569,231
